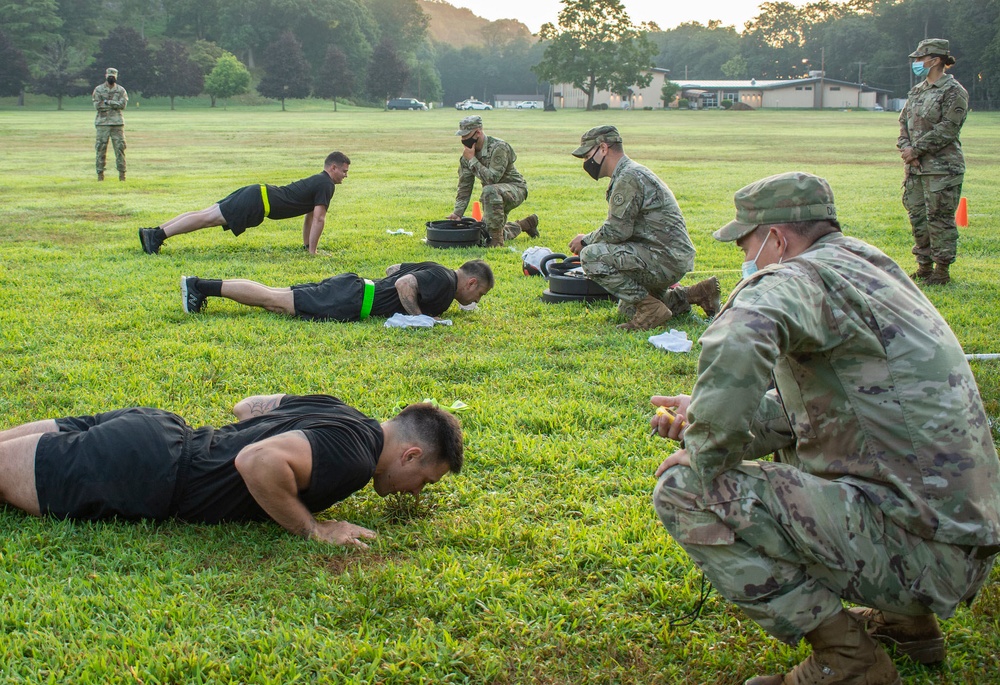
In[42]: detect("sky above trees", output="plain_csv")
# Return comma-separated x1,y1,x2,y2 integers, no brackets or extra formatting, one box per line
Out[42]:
441,0,786,33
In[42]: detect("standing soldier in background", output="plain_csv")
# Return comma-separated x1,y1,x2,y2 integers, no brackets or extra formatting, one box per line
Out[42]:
569,125,720,331
447,115,539,247
898,38,968,285
93,67,128,181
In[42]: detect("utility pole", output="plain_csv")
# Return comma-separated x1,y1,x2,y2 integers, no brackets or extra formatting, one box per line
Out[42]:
855,61,865,107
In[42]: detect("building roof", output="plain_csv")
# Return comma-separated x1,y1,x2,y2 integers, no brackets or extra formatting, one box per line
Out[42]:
494,94,544,100
671,76,891,94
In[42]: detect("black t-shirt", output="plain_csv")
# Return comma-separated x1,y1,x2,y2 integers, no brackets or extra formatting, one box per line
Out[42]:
265,171,335,219
373,262,458,317
175,394,382,523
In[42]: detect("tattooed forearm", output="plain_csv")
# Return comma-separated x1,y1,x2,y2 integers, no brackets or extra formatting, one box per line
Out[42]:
245,397,280,416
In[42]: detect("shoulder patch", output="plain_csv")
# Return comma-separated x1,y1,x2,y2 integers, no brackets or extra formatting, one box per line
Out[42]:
612,192,625,206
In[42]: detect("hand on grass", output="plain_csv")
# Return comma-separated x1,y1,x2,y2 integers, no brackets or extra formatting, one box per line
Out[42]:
313,520,377,548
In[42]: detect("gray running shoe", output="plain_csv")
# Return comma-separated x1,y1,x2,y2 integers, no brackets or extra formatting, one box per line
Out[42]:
181,276,206,314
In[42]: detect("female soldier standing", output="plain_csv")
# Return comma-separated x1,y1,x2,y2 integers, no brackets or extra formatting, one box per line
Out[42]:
898,38,968,285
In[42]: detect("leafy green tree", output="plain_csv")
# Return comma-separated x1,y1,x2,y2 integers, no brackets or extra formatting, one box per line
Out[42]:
660,79,680,107
145,39,204,110
204,52,251,107
92,28,155,96
188,40,225,77
721,54,749,79
314,45,354,110
533,0,657,110
164,0,222,41
367,37,410,103
0,31,31,97
0,0,62,61
257,30,312,110
361,0,429,51
649,21,741,79
34,36,91,110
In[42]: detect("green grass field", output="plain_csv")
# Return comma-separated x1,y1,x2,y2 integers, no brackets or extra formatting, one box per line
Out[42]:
1,101,999,684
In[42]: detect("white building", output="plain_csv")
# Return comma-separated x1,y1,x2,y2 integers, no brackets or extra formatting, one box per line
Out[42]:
553,68,891,110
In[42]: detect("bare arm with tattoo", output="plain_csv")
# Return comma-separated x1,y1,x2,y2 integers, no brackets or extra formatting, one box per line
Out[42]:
394,274,422,315
233,394,287,421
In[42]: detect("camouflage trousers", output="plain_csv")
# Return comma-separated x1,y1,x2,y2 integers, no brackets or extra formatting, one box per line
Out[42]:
902,173,962,266
96,125,127,174
653,460,995,645
481,183,527,240
579,241,693,311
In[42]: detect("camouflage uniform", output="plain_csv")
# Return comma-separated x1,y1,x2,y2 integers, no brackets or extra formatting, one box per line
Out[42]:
572,126,695,311
93,68,128,178
898,39,968,268
453,116,527,243
653,172,1000,646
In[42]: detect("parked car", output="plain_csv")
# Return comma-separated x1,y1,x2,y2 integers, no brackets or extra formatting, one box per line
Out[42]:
515,101,540,109
872,103,885,111
456,99,492,110
387,97,427,110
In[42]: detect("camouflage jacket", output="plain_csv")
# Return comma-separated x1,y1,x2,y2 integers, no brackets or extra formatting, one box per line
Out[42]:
897,73,967,175
93,82,128,126
583,156,694,267
453,135,526,215
684,233,1000,546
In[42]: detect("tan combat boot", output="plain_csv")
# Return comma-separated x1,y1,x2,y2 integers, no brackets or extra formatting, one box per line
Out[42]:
848,607,945,665
516,214,539,238
910,262,933,282
119,171,126,181
925,263,950,285
488,229,505,247
745,610,901,685
685,276,721,318
97,171,105,181
617,295,672,331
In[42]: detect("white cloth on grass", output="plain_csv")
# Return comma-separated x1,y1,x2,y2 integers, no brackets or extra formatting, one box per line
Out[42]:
384,314,453,328
648,329,693,353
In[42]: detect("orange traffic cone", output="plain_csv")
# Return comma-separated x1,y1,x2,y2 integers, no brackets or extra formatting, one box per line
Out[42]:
955,197,968,227
471,201,483,221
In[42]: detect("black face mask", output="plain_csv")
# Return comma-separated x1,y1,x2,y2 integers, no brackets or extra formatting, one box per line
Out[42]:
461,134,477,148
583,149,604,180
107,77,116,85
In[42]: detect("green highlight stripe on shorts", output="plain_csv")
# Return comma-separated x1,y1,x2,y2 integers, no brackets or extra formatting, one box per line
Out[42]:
259,184,270,218
360,279,375,320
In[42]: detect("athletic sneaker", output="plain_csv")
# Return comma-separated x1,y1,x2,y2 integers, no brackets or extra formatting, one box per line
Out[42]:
139,227,164,254
181,276,206,314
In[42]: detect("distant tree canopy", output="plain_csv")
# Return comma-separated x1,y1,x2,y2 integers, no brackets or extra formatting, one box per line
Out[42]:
146,40,204,110
314,45,354,110
2,0,1000,109
0,30,32,97
533,0,657,110
204,52,252,106
257,31,312,110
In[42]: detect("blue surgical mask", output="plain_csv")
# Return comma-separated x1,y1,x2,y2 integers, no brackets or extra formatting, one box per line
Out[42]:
740,232,771,280
911,61,930,78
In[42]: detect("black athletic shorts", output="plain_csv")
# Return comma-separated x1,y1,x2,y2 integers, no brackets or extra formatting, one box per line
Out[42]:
217,184,266,236
34,408,191,520
291,273,365,321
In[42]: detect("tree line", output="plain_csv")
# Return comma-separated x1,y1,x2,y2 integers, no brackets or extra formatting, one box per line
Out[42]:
1,0,998,110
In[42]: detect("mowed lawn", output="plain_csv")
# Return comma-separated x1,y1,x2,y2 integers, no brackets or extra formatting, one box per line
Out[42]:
1,102,999,684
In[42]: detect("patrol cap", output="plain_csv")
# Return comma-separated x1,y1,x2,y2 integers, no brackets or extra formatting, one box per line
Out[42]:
571,125,623,157
455,115,483,136
713,171,837,242
909,39,949,59
106,67,119,77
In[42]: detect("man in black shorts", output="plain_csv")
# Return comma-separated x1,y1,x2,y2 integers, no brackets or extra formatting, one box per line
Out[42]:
138,151,350,255
179,260,494,320
0,394,463,547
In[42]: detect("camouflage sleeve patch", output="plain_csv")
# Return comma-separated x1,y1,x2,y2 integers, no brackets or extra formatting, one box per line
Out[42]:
609,184,637,220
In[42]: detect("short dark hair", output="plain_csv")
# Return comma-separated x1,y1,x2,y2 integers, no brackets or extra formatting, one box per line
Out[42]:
391,403,464,474
752,220,841,243
325,151,350,166
458,259,494,289
607,142,623,153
